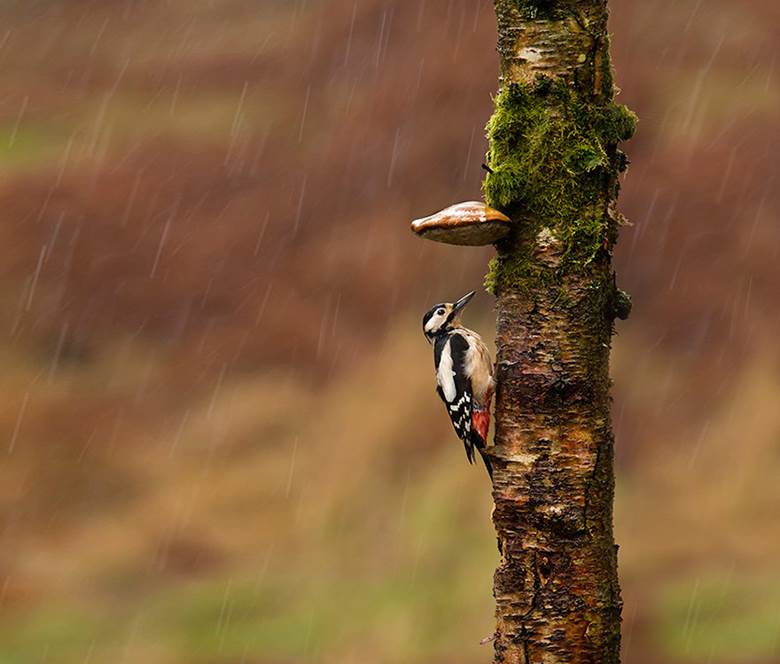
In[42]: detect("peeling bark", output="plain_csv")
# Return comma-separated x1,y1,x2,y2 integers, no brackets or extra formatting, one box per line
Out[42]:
486,1,632,662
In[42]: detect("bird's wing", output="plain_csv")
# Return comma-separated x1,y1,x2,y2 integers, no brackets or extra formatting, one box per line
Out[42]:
435,332,475,463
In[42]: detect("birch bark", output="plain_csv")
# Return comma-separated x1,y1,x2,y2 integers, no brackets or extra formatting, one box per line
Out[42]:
485,2,635,661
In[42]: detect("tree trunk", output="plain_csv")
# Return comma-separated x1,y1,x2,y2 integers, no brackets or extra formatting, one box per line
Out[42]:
484,1,635,662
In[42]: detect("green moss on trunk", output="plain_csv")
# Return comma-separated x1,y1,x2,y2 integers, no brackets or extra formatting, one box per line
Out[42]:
483,77,636,294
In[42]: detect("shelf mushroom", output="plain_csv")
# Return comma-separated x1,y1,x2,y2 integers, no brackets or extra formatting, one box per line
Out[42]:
410,201,512,246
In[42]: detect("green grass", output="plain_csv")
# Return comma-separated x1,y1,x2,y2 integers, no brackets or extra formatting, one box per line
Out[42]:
656,572,780,661
153,470,497,663
0,124,63,169
0,461,497,664
0,607,107,664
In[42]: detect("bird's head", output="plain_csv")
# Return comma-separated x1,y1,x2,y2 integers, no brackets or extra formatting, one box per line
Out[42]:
422,290,475,343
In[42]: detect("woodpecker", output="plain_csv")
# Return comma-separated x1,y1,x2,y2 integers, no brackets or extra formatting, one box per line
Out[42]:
422,291,495,477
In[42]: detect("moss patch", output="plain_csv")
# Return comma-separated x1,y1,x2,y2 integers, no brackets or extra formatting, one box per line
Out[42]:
482,77,636,294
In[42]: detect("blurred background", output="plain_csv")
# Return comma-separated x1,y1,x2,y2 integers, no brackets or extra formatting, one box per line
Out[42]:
0,1,777,662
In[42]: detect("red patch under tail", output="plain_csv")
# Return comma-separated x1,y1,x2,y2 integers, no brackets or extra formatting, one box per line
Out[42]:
472,409,490,444
472,384,494,444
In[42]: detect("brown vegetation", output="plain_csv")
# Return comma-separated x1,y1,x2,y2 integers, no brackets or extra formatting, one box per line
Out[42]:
0,1,777,663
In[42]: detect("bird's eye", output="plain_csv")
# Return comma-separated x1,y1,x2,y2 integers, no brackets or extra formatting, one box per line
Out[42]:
437,308,445,316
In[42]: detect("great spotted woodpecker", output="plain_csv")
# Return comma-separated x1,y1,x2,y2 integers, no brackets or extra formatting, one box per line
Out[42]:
422,291,494,477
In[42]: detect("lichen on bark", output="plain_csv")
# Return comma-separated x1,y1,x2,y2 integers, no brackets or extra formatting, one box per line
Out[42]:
486,1,634,662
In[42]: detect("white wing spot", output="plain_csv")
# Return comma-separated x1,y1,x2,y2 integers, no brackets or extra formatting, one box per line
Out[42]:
437,339,457,402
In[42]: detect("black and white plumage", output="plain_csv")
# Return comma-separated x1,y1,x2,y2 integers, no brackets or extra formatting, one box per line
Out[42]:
422,291,495,477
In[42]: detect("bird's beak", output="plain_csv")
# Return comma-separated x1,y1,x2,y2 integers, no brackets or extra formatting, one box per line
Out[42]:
452,290,476,315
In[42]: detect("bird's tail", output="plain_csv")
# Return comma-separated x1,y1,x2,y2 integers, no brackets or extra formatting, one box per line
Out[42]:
470,430,493,479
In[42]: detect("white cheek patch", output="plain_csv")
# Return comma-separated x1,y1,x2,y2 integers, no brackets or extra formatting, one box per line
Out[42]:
425,313,444,333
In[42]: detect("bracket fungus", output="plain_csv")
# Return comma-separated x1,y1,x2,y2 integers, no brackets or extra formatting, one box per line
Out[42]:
410,201,512,246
